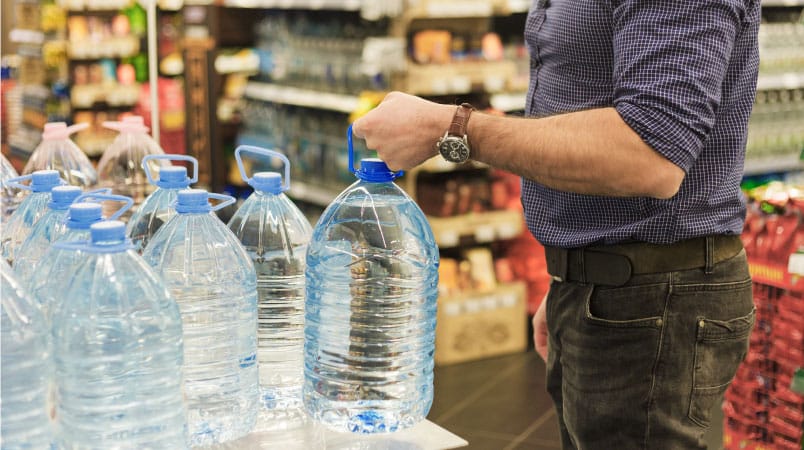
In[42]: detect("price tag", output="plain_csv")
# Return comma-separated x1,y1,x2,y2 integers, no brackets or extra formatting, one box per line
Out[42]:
443,302,462,317
788,252,804,276
474,225,495,243
464,299,482,314
438,231,460,248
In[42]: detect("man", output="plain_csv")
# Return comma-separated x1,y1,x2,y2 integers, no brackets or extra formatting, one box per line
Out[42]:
353,0,759,448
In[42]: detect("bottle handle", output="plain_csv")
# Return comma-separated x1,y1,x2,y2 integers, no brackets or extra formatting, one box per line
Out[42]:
73,193,134,221
4,174,34,191
234,145,290,192
142,154,199,185
208,193,236,212
4,174,68,191
347,124,403,179
66,123,89,135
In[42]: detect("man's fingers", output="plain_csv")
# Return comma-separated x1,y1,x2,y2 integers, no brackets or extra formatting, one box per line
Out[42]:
351,118,366,139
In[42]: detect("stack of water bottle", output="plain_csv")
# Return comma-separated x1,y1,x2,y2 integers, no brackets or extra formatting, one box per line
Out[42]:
1,122,438,448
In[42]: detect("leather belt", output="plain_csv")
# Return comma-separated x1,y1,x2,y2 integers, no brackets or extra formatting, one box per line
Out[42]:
545,235,744,287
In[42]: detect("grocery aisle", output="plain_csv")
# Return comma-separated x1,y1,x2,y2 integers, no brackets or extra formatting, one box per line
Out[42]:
430,351,724,450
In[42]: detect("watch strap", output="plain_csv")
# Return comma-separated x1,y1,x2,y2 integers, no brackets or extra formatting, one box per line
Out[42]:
448,103,474,138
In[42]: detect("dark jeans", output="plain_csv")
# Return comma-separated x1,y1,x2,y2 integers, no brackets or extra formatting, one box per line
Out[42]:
545,249,754,449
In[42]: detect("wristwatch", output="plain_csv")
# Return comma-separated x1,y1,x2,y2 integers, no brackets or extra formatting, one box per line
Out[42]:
437,103,474,164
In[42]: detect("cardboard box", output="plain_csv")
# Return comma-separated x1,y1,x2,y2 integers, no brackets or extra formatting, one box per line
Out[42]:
435,281,527,365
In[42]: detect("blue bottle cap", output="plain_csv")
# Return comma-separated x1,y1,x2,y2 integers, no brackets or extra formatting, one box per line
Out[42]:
30,170,62,192
355,158,396,183
49,186,83,210
176,188,210,214
67,203,103,229
251,172,282,194
90,220,127,244
157,166,190,189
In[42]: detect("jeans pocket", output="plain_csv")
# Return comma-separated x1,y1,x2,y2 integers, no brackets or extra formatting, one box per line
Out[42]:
688,307,755,427
584,283,668,329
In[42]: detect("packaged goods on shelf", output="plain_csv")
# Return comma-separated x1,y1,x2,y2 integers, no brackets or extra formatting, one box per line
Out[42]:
436,280,527,365
724,182,804,450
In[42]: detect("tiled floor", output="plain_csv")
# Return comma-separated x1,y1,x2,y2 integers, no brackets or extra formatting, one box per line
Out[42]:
429,352,725,450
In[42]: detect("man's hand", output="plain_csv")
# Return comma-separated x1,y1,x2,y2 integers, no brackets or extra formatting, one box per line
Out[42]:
352,92,455,172
533,293,549,362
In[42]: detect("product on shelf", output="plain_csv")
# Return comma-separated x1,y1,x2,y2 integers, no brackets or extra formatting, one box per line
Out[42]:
12,185,83,285
304,136,438,433
30,193,133,323
1,153,22,220
0,261,54,449
126,154,198,253
227,145,313,430
49,221,188,449
22,121,98,188
97,115,169,220
143,189,259,446
1,170,63,266
723,181,804,450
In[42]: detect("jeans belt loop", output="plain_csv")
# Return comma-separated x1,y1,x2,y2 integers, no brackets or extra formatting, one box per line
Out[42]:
704,235,714,274
578,247,586,284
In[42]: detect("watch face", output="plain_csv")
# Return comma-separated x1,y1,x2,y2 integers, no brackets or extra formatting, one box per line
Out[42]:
439,137,470,163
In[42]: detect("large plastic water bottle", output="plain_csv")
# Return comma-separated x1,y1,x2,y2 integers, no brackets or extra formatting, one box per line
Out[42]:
22,121,98,188
97,116,168,219
1,169,64,265
1,261,54,449
1,152,21,220
304,126,439,434
126,154,198,253
50,220,188,449
143,189,259,446
28,193,133,322
227,145,312,429
13,185,83,284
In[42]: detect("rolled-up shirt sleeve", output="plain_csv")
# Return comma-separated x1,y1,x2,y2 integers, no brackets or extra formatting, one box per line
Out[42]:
612,0,749,172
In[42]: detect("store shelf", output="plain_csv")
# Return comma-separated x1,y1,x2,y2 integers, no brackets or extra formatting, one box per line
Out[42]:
490,92,526,112
68,37,141,59
428,209,523,248
9,29,45,45
761,0,804,6
222,0,362,10
401,0,530,19
399,60,516,96
748,259,804,293
61,0,131,11
756,72,804,91
244,82,360,114
744,154,804,175
287,180,342,206
436,280,527,365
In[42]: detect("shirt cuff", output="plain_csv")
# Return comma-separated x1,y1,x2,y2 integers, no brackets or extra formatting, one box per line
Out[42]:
615,101,701,173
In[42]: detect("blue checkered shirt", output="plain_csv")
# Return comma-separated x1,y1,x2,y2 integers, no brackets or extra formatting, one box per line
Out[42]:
522,0,760,247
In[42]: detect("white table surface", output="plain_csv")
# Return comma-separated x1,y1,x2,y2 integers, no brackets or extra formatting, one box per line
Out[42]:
204,418,468,450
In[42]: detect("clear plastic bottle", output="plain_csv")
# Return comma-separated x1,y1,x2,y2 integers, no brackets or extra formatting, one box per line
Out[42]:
22,121,98,188
13,185,83,285
50,220,188,449
126,154,198,253
2,169,64,265
304,127,439,434
97,116,168,220
227,145,312,430
143,189,259,446
28,193,133,323
1,260,54,449
1,152,21,220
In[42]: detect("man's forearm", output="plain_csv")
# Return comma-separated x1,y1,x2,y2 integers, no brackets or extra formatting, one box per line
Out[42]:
468,107,684,199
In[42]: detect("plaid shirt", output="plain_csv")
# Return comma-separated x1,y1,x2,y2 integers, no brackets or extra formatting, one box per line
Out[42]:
522,0,760,247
